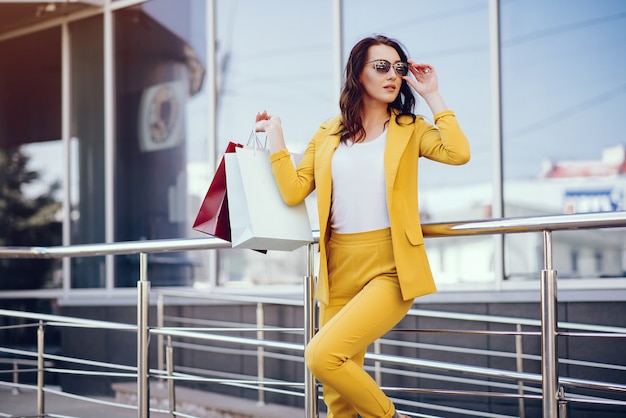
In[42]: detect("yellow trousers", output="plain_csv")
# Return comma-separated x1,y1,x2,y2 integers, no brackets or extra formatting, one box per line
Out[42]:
304,228,414,418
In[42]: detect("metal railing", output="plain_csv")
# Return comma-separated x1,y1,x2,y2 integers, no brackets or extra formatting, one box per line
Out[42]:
149,287,626,417
1,211,626,417
2,298,625,417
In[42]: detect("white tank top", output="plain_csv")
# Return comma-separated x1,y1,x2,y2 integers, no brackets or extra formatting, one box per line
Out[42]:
330,129,390,233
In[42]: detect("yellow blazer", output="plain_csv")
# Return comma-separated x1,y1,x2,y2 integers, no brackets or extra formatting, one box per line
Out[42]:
269,110,470,305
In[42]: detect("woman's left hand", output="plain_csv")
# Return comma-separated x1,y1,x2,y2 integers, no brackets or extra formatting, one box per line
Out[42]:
404,59,439,98
404,59,448,114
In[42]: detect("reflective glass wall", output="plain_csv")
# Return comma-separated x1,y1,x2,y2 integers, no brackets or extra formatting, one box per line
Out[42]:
500,0,626,282
70,15,106,288
0,25,63,291
0,0,624,294
212,0,335,287
113,0,207,287
345,0,495,286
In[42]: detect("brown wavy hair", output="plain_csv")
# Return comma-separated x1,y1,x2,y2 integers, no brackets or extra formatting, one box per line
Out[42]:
337,35,416,143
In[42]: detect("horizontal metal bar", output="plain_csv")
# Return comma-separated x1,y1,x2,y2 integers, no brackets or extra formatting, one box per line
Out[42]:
393,329,542,336
159,327,303,333
560,376,626,393
150,328,303,352
0,237,229,259
169,339,304,364
152,370,307,398
366,351,626,395
0,367,41,374
409,308,626,334
561,358,626,372
0,347,50,359
377,365,543,395
559,332,626,337
370,351,538,383
380,338,541,364
383,387,543,400
422,211,626,237
0,309,135,330
15,350,137,373
385,338,626,372
565,396,626,407
46,322,136,331
156,374,304,387
158,288,305,306
395,329,626,337
0,322,40,331
46,368,135,378
0,359,53,367
1,212,625,259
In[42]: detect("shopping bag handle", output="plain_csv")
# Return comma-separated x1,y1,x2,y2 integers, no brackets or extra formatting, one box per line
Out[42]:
246,130,268,151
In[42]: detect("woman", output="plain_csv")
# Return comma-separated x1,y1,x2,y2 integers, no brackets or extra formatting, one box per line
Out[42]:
255,35,470,418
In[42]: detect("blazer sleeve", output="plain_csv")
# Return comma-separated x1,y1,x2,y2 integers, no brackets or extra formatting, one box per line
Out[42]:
268,133,318,206
418,110,471,165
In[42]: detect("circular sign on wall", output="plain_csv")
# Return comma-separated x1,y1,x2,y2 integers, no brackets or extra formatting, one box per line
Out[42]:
138,79,186,152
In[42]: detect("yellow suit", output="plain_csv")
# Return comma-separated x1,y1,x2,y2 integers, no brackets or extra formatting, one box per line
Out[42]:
269,110,470,305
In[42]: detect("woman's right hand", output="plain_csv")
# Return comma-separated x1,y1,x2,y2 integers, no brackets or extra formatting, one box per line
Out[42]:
255,111,286,153
255,110,270,131
255,110,281,130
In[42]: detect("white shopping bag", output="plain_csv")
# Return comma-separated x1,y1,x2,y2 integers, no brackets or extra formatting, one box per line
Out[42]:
224,146,313,251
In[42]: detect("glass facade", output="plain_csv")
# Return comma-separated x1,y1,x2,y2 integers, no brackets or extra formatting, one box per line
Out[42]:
501,0,626,281
113,1,204,287
0,25,63,290
0,0,625,294
70,15,106,288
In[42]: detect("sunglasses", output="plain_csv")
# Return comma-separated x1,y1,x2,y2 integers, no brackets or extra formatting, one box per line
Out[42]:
366,59,409,76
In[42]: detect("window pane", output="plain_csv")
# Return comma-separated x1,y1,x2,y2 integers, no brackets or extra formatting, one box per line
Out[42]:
0,28,63,290
501,0,626,281
70,15,107,288
343,0,494,286
114,0,210,287
214,0,334,286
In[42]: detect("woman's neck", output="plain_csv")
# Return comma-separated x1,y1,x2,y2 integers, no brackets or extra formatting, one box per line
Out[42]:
360,105,390,142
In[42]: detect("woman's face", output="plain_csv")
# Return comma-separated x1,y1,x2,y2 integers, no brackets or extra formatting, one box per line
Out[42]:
359,44,404,105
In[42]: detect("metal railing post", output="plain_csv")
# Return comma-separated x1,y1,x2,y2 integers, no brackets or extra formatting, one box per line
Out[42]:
257,302,266,405
157,292,165,387
37,320,45,416
138,252,151,418
11,360,20,395
515,323,526,418
541,231,559,417
374,340,382,384
166,336,176,417
558,387,568,417
304,243,318,418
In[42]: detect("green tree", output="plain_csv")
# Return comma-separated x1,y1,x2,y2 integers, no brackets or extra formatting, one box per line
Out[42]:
0,147,62,290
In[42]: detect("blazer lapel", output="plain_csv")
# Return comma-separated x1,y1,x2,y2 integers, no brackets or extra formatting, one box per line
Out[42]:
384,115,413,201
315,131,340,233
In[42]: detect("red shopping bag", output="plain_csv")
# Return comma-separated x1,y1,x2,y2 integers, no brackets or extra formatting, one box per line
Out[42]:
193,142,242,241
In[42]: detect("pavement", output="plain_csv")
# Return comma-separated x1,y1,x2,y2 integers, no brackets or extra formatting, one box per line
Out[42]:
0,386,142,418
0,384,310,418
